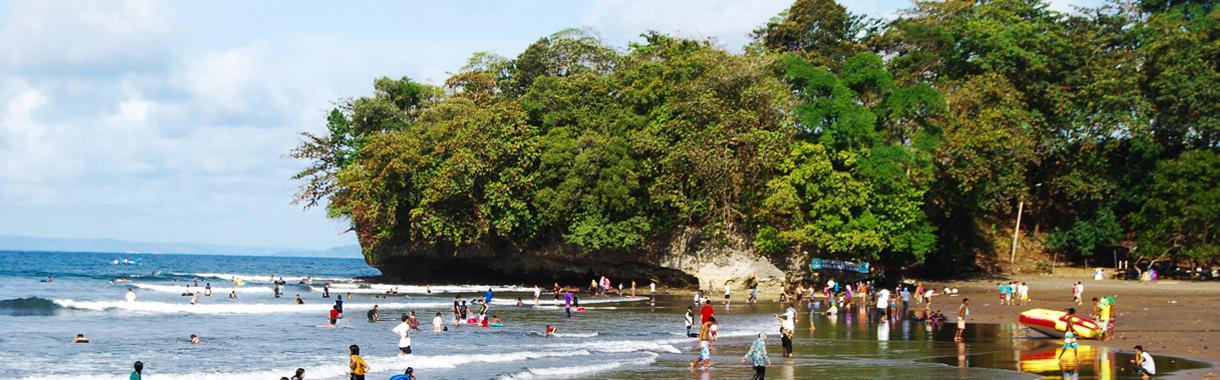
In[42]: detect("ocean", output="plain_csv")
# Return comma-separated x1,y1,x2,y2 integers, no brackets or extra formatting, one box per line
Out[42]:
0,250,1206,379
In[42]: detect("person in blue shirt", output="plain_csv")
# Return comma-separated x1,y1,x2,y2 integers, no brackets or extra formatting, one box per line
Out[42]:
129,361,143,380
484,288,494,304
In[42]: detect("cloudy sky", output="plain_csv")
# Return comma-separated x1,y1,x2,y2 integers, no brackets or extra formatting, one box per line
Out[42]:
0,0,1101,250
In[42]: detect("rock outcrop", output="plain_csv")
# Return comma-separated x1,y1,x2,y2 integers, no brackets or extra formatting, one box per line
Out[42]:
365,227,792,290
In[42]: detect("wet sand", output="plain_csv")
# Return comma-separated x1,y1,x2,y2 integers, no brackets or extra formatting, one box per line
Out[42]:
918,273,1220,379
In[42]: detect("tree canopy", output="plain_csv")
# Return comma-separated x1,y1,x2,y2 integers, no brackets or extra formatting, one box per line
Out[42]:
294,0,1219,275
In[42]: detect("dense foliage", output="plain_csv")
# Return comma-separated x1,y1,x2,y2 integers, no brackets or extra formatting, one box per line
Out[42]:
293,0,1218,274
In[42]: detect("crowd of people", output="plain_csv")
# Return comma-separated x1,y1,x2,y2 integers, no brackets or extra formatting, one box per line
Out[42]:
101,272,1152,379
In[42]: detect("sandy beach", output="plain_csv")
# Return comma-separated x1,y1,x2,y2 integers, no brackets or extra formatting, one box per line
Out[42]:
916,272,1220,379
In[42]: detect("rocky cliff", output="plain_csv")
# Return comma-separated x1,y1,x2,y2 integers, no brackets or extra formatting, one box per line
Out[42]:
366,227,794,290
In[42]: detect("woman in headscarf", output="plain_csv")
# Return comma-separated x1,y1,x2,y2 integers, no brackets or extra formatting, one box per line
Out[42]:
741,332,772,379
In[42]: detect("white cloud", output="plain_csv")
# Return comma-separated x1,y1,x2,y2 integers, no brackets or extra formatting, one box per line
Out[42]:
582,0,791,50
0,0,173,71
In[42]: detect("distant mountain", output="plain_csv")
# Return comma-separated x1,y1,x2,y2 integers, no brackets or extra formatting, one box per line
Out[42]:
0,235,362,259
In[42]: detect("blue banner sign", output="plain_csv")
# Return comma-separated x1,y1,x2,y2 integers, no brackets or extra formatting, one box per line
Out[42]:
811,258,869,273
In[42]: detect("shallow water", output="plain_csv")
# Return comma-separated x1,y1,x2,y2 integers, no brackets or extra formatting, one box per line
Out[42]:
0,251,1208,379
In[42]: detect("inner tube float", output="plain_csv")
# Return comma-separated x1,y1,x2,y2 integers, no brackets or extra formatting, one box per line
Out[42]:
1019,308,1102,339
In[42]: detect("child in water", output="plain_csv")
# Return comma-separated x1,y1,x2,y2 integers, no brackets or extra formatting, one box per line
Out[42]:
348,345,369,380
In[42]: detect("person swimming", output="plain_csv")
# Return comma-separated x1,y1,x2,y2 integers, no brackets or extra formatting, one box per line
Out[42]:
190,334,200,344
71,334,89,344
489,314,503,325
544,325,556,337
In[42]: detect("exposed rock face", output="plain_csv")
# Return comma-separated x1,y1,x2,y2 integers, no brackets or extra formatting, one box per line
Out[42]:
365,227,792,290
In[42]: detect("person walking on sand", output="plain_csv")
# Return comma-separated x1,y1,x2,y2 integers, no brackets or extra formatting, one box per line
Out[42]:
348,344,370,380
1130,345,1156,380
690,318,715,371
955,298,970,342
129,361,143,380
741,332,771,380
1072,282,1084,305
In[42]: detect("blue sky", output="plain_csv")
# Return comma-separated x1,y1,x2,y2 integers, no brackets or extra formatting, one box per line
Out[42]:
0,0,1101,250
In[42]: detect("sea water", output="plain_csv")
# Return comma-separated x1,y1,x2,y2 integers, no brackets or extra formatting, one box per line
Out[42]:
0,251,1207,379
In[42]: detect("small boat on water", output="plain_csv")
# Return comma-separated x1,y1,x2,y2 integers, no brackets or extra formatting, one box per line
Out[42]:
1019,308,1102,339
111,257,142,265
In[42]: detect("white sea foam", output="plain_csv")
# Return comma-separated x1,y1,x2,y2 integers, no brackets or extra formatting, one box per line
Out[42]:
187,272,354,284
128,282,272,294
321,283,532,294
50,299,445,314
498,352,659,379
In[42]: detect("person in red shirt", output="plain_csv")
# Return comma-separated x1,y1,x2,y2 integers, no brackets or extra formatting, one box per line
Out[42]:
329,305,341,326
700,303,714,324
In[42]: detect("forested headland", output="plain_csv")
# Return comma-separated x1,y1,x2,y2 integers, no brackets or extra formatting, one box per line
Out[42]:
292,0,1217,284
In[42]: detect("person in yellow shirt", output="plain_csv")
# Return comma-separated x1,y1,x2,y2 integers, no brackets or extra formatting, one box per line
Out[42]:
349,344,370,380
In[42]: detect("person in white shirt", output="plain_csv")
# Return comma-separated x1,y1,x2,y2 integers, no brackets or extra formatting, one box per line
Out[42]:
723,283,731,305
391,314,413,356
532,285,541,305
1131,345,1156,379
431,312,444,332
125,288,136,303
877,289,891,318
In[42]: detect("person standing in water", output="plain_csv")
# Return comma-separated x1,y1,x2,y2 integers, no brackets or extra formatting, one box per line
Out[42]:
955,298,970,342
229,290,237,299
452,295,462,325
329,305,341,326
776,313,794,357
334,299,344,314
295,294,303,305
533,285,541,305
204,283,212,297
741,332,771,380
348,345,369,380
322,284,330,298
1057,308,1080,361
125,288,136,303
391,314,413,356
723,282,732,306
432,312,444,331
685,306,695,336
290,368,305,380
484,288,494,304
564,291,573,318
129,361,143,380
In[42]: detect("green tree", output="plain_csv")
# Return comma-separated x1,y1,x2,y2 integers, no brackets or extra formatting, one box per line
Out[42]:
1131,150,1220,266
